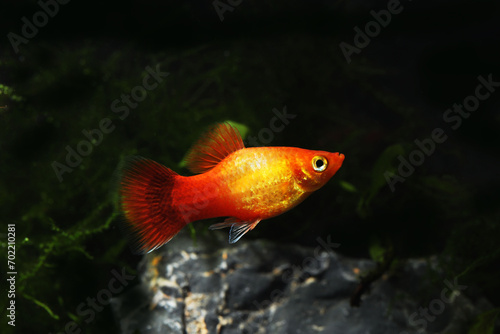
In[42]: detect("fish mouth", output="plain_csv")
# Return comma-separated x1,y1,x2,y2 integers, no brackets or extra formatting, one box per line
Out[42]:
329,152,345,171
332,152,345,163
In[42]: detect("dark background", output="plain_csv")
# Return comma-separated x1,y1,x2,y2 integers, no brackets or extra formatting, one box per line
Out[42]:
1,0,499,333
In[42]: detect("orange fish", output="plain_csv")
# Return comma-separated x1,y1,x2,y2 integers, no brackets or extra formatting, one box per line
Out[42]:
116,123,344,253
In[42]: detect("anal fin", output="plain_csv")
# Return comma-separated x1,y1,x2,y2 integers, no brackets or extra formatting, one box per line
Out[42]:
209,217,261,244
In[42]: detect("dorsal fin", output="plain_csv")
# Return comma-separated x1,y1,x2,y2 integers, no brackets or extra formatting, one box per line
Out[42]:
185,122,245,174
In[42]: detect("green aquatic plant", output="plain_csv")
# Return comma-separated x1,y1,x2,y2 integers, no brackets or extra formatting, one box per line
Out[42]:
357,143,405,218
468,308,500,334
0,83,24,102
13,203,118,320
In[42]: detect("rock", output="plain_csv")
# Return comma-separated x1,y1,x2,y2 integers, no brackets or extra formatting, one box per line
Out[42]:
111,231,493,334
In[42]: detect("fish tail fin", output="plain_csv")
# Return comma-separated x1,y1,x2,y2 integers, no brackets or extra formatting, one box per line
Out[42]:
114,156,185,254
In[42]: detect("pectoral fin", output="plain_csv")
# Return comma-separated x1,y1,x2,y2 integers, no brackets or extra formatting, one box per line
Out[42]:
209,217,261,244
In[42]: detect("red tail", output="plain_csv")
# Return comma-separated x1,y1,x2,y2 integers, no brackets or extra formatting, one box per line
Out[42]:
116,156,186,254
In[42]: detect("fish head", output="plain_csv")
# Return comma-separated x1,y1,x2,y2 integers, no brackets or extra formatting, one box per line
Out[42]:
292,149,345,192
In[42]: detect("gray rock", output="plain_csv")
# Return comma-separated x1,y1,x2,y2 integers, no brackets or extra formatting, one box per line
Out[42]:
111,231,493,334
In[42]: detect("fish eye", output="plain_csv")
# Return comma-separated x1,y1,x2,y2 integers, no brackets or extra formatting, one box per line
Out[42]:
312,156,328,172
